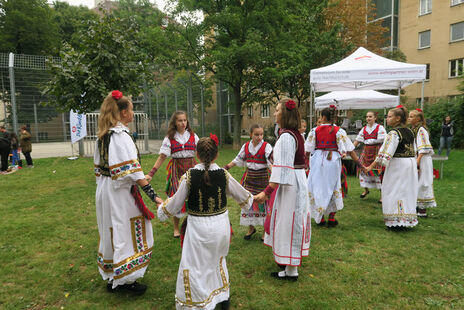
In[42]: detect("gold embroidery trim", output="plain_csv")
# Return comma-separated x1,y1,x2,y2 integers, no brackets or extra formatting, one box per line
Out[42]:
109,159,139,169
417,197,436,202
114,260,151,280
239,193,252,208
98,253,113,264
130,216,147,253
161,197,174,217
110,227,114,252
111,168,143,180
219,256,227,286
113,247,153,268
183,269,193,304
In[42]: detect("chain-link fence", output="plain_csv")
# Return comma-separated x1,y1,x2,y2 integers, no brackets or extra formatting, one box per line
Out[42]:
0,53,231,153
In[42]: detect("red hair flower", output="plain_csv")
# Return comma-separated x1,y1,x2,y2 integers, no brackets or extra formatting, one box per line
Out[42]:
209,133,219,146
285,100,296,110
396,104,403,108
329,104,337,110
416,108,423,112
112,90,123,100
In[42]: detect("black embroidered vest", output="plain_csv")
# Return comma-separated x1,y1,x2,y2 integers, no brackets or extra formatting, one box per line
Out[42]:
97,130,140,177
186,169,228,216
391,127,415,158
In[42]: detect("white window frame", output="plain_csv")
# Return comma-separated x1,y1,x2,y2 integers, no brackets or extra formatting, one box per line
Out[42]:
418,30,431,49
260,104,270,118
449,58,464,78
247,105,253,117
451,0,464,6
450,22,464,42
419,0,432,15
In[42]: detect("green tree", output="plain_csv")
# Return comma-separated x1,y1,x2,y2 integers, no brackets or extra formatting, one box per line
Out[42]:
43,13,153,113
0,0,60,55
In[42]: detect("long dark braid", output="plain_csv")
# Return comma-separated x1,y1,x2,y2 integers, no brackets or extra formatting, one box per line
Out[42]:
321,107,336,133
197,137,218,186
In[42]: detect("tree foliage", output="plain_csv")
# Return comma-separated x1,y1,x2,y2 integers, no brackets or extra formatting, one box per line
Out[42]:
0,0,60,55
43,13,153,113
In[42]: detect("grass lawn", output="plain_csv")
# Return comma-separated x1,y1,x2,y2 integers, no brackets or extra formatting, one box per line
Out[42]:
1,148,463,309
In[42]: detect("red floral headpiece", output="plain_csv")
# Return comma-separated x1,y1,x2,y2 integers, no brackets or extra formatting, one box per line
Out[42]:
396,104,404,109
416,108,423,112
285,100,296,110
112,90,123,100
329,104,337,110
209,133,219,146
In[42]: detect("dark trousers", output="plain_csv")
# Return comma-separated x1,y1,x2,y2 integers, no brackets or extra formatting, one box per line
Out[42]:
0,147,9,171
23,152,33,166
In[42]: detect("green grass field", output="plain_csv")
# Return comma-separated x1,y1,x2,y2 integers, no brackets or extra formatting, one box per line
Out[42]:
1,148,463,309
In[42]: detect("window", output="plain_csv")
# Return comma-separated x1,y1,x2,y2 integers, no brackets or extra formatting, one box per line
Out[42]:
449,58,464,78
420,0,432,15
450,22,464,42
419,30,431,48
247,105,253,117
451,0,464,6
426,63,430,80
261,104,270,118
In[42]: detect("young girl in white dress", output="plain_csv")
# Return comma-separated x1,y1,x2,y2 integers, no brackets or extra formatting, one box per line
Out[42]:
366,106,418,228
224,124,272,240
145,111,199,238
408,109,436,217
305,106,361,227
94,91,162,294
255,98,311,281
353,111,386,201
157,135,253,310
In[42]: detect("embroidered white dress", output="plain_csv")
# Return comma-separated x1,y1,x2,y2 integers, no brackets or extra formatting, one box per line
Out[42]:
94,123,154,288
305,125,355,224
263,133,311,266
375,130,418,227
416,127,436,208
232,140,272,226
158,163,253,310
355,123,386,189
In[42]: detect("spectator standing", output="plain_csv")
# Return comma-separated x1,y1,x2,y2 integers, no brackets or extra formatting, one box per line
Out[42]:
19,126,33,168
0,126,11,173
437,116,454,156
10,133,20,166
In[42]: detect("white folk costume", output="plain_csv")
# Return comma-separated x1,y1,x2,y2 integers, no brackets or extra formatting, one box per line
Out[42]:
263,129,311,266
232,140,272,226
160,131,199,217
355,123,386,189
374,127,418,227
305,124,355,224
414,127,436,208
94,123,154,288
158,163,253,310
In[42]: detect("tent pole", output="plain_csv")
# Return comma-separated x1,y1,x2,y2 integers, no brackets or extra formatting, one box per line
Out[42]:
420,80,425,110
309,85,314,129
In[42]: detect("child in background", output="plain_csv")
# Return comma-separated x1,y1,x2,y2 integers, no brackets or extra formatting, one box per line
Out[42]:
299,119,307,139
353,111,386,202
158,135,253,310
145,111,199,238
9,132,20,167
366,105,418,228
408,109,436,217
224,124,272,240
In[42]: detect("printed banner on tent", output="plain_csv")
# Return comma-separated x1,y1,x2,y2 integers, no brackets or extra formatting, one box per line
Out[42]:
69,110,87,143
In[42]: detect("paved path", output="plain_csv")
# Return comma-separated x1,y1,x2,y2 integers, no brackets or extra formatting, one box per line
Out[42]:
29,140,163,159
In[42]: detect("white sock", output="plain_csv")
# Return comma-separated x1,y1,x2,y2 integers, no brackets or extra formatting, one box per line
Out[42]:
285,266,298,276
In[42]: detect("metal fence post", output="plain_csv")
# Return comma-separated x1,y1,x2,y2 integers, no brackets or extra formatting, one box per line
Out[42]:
62,113,67,141
164,92,168,128
8,53,18,134
33,103,39,142
155,90,160,139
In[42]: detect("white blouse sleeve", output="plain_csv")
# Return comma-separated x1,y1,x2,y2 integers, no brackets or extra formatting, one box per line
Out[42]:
108,131,145,189
336,128,355,153
194,133,200,147
225,170,253,210
376,125,387,144
157,173,189,221
417,127,434,155
231,144,247,167
304,129,316,154
375,131,400,167
159,136,171,156
270,133,296,186
265,143,273,168
355,127,365,143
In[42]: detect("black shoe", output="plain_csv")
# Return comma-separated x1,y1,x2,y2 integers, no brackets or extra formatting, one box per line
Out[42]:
327,220,338,227
360,190,369,198
122,282,147,295
270,271,298,282
106,282,118,293
220,298,230,310
277,263,286,270
244,228,256,240
317,220,326,227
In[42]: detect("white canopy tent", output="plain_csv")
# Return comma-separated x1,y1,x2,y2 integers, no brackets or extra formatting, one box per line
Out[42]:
309,47,427,126
314,90,399,110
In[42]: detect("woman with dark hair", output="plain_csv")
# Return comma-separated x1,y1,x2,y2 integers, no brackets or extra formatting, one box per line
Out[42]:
145,111,199,238
255,98,311,281
366,106,418,228
158,134,253,309
19,126,33,167
305,106,361,227
438,115,454,156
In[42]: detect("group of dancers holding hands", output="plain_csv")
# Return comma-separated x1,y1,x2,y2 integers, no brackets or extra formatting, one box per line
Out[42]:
94,90,436,309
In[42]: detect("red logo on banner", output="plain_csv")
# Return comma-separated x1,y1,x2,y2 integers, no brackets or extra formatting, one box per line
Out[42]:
354,55,372,60
72,126,77,133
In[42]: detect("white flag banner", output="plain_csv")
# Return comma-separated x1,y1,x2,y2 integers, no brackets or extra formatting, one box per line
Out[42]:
69,110,87,144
